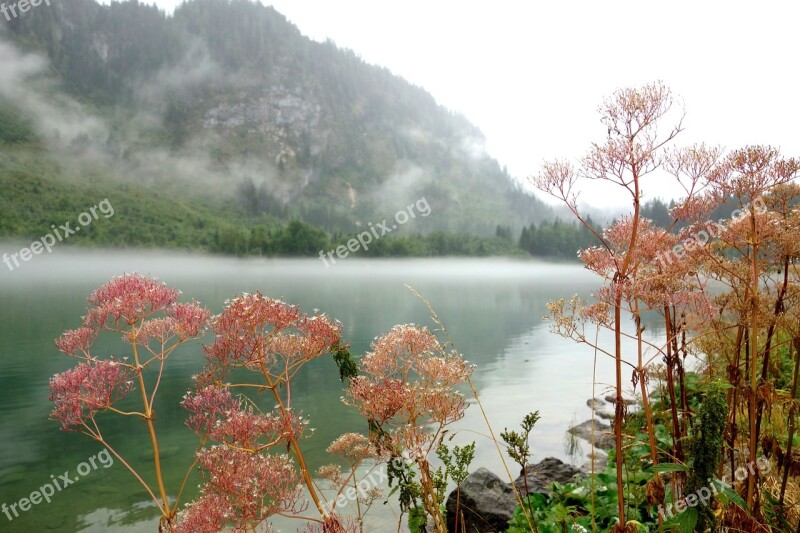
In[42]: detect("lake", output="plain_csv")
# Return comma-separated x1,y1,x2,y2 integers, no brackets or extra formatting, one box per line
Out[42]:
0,251,661,531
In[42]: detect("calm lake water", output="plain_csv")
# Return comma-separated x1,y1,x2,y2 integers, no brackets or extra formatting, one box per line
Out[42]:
0,251,662,532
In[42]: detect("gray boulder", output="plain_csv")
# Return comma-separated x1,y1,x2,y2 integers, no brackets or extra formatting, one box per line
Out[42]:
446,458,582,533
586,397,605,409
604,394,635,406
587,397,615,420
446,467,516,533
513,457,582,495
568,419,615,450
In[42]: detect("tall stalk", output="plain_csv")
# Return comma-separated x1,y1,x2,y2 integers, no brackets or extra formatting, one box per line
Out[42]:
678,313,691,434
633,309,659,470
532,82,684,531
131,331,173,524
262,364,327,518
663,308,684,464
612,274,626,527
633,307,663,526
755,255,791,445
780,338,800,505
747,206,761,509
726,323,745,480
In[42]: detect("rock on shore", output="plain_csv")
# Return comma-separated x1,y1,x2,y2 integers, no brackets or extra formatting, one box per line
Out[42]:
445,457,582,533
567,418,615,450
444,398,639,532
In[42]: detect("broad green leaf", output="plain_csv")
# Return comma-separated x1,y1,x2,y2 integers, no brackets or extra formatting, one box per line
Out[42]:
715,482,747,510
661,507,698,531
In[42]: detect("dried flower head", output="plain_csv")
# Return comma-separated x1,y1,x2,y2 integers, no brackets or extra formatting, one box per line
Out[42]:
194,446,301,528
327,433,382,463
204,292,342,373
316,463,342,483
55,327,97,358
344,325,472,463
174,493,232,533
182,385,239,436
49,360,133,430
84,274,179,327
170,301,212,339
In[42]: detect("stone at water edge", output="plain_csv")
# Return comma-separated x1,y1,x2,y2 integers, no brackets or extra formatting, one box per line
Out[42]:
586,397,605,410
445,467,516,533
445,458,583,533
603,394,636,406
513,457,582,495
587,397,615,420
568,418,615,450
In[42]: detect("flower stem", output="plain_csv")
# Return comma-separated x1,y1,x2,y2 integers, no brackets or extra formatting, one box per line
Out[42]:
132,333,172,521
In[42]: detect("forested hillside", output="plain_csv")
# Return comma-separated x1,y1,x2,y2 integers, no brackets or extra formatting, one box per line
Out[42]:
1,0,553,246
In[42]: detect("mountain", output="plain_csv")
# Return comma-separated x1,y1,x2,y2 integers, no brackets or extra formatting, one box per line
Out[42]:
0,0,552,250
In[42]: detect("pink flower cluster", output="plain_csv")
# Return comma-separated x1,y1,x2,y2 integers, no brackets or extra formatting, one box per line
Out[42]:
182,385,240,436
173,492,231,533
175,446,301,532
169,301,212,339
55,274,210,357
50,274,210,430
48,360,133,430
55,326,97,357
572,217,719,316
345,325,473,453
179,294,349,529
347,377,411,423
49,276,363,532
359,325,471,386
204,292,342,371
125,301,211,347
182,386,307,448
85,274,180,327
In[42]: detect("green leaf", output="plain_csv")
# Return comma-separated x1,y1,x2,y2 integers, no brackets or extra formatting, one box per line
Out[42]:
715,482,747,510
524,492,549,508
661,506,698,531
331,341,358,381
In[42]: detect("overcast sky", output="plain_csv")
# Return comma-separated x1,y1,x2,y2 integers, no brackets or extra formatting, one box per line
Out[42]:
102,0,800,206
